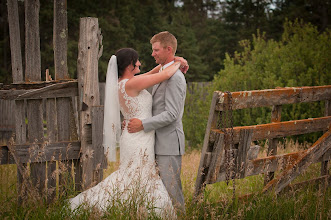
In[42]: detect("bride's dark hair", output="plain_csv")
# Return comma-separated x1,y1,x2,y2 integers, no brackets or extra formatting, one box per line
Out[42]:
115,48,139,77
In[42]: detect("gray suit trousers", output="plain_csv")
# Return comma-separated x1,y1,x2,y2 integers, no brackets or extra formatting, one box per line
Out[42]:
156,155,185,213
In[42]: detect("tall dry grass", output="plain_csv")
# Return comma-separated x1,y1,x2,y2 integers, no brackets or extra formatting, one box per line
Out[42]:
0,140,330,219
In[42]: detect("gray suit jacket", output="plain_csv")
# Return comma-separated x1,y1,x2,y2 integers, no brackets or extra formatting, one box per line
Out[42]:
142,70,186,155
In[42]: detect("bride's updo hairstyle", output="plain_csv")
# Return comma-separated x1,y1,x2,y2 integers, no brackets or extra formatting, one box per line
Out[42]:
115,48,139,77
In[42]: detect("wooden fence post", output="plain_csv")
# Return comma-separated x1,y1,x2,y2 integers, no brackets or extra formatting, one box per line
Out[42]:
22,0,45,199
7,0,23,83
53,0,68,79
264,105,282,185
77,17,102,190
25,0,41,82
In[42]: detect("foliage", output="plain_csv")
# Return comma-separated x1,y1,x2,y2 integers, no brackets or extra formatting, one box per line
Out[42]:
183,82,211,149
1,0,330,83
183,20,331,147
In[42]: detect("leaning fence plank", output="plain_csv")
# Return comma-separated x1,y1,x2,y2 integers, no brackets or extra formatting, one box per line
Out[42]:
25,0,41,81
245,148,331,178
263,129,331,194
194,92,219,198
7,0,23,83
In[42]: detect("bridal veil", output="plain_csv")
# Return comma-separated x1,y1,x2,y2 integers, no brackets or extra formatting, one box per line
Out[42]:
103,55,121,162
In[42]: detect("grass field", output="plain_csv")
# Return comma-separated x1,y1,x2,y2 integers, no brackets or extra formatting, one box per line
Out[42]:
0,141,330,219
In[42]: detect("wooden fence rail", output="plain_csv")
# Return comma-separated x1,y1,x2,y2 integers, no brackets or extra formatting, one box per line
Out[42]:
1,0,105,202
195,85,331,198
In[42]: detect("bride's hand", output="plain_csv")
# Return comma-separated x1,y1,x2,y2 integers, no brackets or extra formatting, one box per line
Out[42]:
174,56,189,74
121,120,126,130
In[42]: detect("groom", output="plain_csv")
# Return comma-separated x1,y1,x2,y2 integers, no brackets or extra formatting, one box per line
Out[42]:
128,31,187,213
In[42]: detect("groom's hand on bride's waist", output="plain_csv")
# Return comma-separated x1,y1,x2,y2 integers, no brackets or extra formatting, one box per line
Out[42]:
127,118,144,133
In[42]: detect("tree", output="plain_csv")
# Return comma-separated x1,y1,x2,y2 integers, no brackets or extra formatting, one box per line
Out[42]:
211,20,331,141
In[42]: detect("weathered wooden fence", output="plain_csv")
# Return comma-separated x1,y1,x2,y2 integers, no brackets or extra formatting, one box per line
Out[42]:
0,0,105,202
195,86,331,197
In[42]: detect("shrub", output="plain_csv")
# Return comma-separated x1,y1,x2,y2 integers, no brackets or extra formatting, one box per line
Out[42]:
183,20,331,148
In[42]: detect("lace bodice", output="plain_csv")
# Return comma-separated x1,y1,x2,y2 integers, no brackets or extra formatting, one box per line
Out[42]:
118,79,153,120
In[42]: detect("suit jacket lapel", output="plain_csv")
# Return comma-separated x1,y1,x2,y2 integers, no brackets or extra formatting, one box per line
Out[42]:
152,83,161,96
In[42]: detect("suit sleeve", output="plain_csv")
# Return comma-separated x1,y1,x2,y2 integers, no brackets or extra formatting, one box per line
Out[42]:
142,72,186,132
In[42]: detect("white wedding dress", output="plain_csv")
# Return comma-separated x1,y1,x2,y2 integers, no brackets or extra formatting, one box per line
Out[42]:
70,79,175,217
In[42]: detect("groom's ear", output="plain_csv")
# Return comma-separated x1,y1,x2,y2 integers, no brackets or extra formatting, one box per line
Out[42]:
166,46,173,54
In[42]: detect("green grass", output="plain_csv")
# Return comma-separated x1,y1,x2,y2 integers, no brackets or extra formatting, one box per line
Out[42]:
0,146,330,219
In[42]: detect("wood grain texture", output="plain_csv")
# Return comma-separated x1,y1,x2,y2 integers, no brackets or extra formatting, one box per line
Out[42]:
216,86,331,111
210,116,331,144
53,0,68,79
194,92,219,198
0,141,81,164
25,0,41,82
77,17,101,190
7,0,23,83
263,129,331,194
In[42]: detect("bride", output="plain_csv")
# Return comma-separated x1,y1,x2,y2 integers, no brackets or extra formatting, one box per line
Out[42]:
69,48,187,217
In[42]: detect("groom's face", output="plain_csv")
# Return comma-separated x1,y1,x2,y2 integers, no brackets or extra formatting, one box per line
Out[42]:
151,42,169,65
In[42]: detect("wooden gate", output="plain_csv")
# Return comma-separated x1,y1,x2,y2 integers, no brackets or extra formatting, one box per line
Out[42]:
0,0,106,202
195,86,331,197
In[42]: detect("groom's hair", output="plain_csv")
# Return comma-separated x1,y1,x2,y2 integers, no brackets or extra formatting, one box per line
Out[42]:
150,31,177,55
115,48,139,77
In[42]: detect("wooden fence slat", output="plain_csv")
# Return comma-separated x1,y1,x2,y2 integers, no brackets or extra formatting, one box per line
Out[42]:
27,99,45,195
205,133,225,183
15,100,26,145
0,100,14,144
216,86,331,111
14,100,26,201
210,116,331,144
69,96,81,191
237,129,253,178
91,106,106,184
56,97,72,194
7,0,23,83
263,129,331,194
46,98,57,202
0,141,81,164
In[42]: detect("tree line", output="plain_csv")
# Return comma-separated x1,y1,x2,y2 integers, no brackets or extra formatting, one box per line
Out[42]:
0,0,330,83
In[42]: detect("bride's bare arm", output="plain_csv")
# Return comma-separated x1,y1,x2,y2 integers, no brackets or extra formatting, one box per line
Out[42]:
143,64,161,75
125,62,181,96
